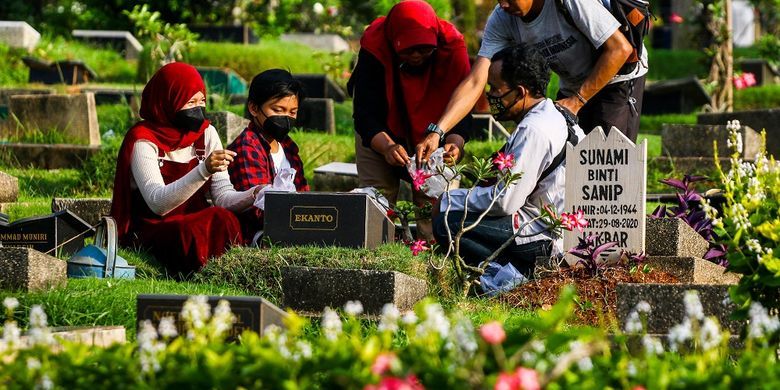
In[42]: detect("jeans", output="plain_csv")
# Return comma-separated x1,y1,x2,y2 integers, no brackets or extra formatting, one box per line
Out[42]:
433,210,551,277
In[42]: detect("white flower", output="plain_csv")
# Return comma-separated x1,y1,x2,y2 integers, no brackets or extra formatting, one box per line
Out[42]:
699,317,722,351
158,317,178,339
28,305,54,346
37,374,53,390
29,305,47,328
3,297,19,311
312,2,325,15
3,321,21,344
746,239,762,253
577,357,593,372
344,301,364,316
747,301,780,340
729,203,751,231
624,311,643,334
684,291,704,320
26,357,41,370
642,335,664,355
137,320,164,373
450,316,477,356
635,301,651,314
296,340,313,359
758,248,774,265
627,362,637,377
701,199,718,220
401,311,418,325
668,319,693,351
531,340,546,353
378,303,400,333
415,303,450,339
211,300,236,338
321,307,342,340
181,295,211,336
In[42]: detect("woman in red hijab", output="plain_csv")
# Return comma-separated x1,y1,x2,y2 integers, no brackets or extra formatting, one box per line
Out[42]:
111,62,259,276
348,0,472,236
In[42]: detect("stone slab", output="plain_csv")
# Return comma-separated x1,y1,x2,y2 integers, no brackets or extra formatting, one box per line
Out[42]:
661,124,760,160
0,247,66,292
51,198,111,227
0,88,54,106
648,156,730,176
312,162,359,192
0,21,40,50
296,98,335,133
294,74,347,102
645,256,740,284
697,108,780,157
206,111,249,144
80,87,140,106
5,93,100,146
0,143,100,169
72,30,142,60
281,33,350,52
18,326,126,350
617,283,741,334
0,171,19,203
645,218,709,258
281,266,428,315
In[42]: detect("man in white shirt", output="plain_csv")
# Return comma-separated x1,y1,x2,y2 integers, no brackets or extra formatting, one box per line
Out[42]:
433,43,585,276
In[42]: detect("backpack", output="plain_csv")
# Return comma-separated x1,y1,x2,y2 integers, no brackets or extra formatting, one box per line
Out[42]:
555,0,651,76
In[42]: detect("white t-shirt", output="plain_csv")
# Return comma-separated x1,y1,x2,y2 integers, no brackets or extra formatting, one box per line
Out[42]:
479,1,648,96
270,145,291,174
440,99,585,245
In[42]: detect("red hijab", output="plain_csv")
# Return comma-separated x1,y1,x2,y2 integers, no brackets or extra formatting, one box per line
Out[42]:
359,0,471,145
111,62,210,240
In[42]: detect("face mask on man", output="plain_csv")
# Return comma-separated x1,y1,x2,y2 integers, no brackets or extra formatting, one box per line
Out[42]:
487,88,523,121
257,110,295,140
172,106,206,132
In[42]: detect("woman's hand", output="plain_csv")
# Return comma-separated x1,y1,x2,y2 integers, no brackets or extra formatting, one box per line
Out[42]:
205,150,237,174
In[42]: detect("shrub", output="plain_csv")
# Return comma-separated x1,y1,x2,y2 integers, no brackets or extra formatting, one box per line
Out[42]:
734,85,780,111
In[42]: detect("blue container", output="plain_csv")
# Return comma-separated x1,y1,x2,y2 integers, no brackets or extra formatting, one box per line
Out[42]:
67,245,136,279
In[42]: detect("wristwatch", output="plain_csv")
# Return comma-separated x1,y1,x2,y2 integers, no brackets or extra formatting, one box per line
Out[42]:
426,123,445,141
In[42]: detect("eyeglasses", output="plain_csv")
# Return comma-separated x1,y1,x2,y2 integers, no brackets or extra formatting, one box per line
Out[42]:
397,46,437,57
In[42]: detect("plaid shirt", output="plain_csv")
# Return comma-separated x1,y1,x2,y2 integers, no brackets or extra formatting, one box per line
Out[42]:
227,124,309,222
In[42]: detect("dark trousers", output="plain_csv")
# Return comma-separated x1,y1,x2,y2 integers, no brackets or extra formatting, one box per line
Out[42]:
433,211,551,276
561,76,646,142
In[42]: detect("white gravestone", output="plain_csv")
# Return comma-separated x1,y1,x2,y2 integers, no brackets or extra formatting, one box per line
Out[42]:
0,21,40,50
563,127,647,265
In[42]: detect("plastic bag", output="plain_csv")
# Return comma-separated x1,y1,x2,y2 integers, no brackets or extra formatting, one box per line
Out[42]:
479,261,529,297
254,167,297,210
349,187,390,211
407,148,458,198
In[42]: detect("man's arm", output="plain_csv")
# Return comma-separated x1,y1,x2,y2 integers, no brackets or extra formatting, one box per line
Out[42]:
556,29,632,115
416,56,492,164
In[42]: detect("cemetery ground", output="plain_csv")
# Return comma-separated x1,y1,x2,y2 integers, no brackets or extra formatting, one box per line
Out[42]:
2,36,780,387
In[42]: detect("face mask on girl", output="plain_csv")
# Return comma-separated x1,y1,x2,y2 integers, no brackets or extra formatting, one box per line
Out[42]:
172,106,206,132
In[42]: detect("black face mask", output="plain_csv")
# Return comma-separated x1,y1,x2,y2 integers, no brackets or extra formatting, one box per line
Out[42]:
487,88,522,121
258,111,294,140
172,106,205,132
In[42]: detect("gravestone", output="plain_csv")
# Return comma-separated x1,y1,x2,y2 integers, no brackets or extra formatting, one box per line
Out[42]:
22,57,97,85
644,256,740,285
281,266,428,315
264,192,395,249
80,87,140,106
739,59,778,86
296,98,335,133
697,109,780,157
0,144,100,169
661,124,760,160
72,30,143,60
0,171,19,203
563,126,647,265
51,198,111,227
0,247,66,291
19,326,126,350
5,93,100,146
642,77,710,115
189,25,259,44
196,66,247,95
136,294,286,340
205,111,249,144
294,74,347,102
0,88,54,107
280,33,350,52
645,218,709,258
312,162,359,192
617,284,741,334
0,21,40,50
0,210,93,255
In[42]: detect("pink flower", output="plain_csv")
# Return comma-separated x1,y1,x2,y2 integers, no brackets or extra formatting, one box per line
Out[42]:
560,213,576,231
409,240,429,256
479,321,506,345
493,152,515,172
743,72,756,87
571,209,588,232
495,372,520,390
734,76,746,90
669,12,684,24
371,353,396,375
516,367,541,390
411,169,432,191
327,5,339,17
365,375,424,390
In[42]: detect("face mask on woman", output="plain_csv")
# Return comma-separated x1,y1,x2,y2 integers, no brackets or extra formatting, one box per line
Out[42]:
172,106,206,132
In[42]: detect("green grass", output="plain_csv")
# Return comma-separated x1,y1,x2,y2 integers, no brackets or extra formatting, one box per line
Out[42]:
195,244,454,306
734,85,780,111
640,113,697,135
0,278,248,340
188,41,350,82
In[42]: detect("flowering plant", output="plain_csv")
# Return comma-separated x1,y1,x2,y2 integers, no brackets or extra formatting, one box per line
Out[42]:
712,120,780,319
